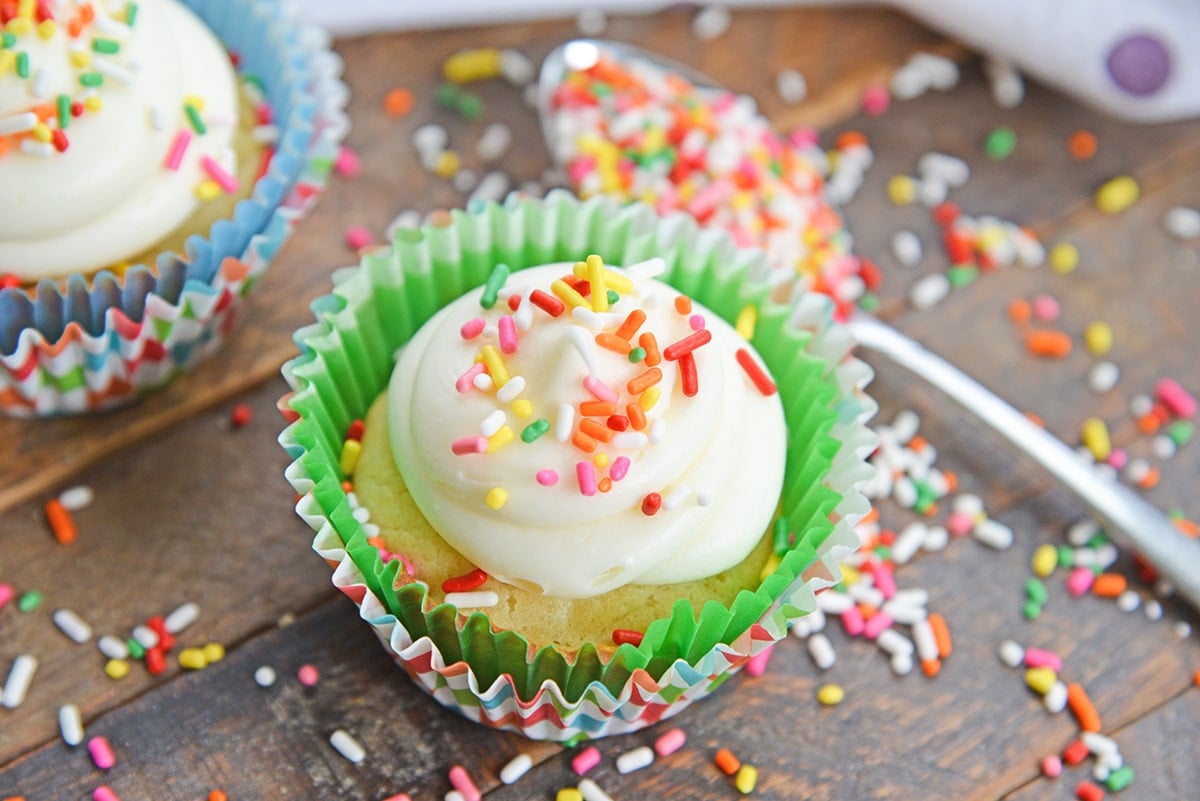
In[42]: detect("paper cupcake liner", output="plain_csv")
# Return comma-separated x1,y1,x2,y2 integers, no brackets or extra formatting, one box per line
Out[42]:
280,191,877,740
0,0,350,417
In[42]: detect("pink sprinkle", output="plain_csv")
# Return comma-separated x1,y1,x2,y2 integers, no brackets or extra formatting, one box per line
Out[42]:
567,156,596,184
1032,294,1060,322
1066,567,1095,597
1041,755,1063,778
841,605,865,637
0,582,13,610
610,456,631,481
88,736,116,770
745,643,773,677
861,83,890,115
1024,647,1063,672
451,436,488,455
572,745,601,775
297,664,320,687
788,125,820,148
862,611,893,640
498,315,518,354
1156,377,1197,418
1106,448,1128,469
711,92,737,113
871,562,897,599
688,314,706,331
456,363,485,393
335,145,362,177
946,511,975,536
654,727,687,757
460,318,486,340
536,469,559,486
200,155,239,194
345,225,373,251
576,461,597,496
163,129,191,171
94,787,121,801
583,375,617,403
448,765,481,801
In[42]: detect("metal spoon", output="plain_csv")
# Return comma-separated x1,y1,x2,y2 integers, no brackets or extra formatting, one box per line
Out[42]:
538,38,1200,611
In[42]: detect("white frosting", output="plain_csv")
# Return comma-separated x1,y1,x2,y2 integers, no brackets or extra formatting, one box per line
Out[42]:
0,0,238,278
388,263,787,599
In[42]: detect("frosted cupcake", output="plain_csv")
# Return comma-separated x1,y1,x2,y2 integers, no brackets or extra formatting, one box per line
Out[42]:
0,0,348,416
281,192,875,740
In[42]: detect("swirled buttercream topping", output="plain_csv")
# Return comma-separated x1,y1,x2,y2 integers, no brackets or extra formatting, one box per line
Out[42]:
388,257,786,599
0,0,238,278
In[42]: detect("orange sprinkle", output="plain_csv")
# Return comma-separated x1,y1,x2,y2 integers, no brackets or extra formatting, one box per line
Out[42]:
1136,465,1161,490
908,435,928,452
928,612,952,659
627,402,647,431
673,295,692,315
45,498,76,546
595,332,632,355
922,502,939,518
1067,129,1098,161
835,130,868,149
1025,411,1046,428
714,748,740,775
0,139,9,159
921,659,941,678
639,331,661,366
1066,682,1101,732
571,430,597,453
1007,298,1032,324
1025,330,1073,358
366,536,386,549
597,477,612,493
942,470,958,493
1136,413,1161,435
614,309,646,340
383,87,415,117
858,604,878,619
579,401,616,417
627,367,662,395
209,791,228,801
1193,669,1200,687
1173,517,1199,539
579,418,615,443
1091,573,1127,598
340,480,354,492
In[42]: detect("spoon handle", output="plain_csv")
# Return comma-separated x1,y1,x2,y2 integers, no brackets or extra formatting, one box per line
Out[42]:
847,311,1200,611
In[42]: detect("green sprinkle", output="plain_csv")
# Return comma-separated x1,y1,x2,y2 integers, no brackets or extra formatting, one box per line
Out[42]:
92,38,120,55
1057,545,1074,569
984,126,1017,161
874,545,893,561
17,590,42,612
126,638,146,660
125,2,139,26
16,50,28,79
1022,599,1042,620
606,289,619,306
563,732,589,748
1106,766,1135,792
1024,577,1047,604
628,346,646,363
772,516,791,555
56,93,70,129
520,418,550,444
480,263,510,310
79,71,104,88
1,32,15,49
1168,420,1194,447
435,82,460,107
946,265,978,288
455,92,483,120
1086,532,1111,549
184,102,206,135
858,293,880,313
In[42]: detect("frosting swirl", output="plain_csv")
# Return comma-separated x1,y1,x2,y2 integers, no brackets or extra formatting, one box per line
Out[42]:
0,0,238,279
388,260,786,599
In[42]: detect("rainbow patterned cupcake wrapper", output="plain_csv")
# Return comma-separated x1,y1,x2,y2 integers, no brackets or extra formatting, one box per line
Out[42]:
0,0,350,417
280,191,877,740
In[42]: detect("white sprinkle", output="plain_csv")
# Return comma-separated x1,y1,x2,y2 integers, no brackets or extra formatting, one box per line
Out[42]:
922,525,949,552
890,652,914,676
131,625,159,650
59,703,84,746
1144,599,1164,621
892,410,920,444
610,432,649,449
790,608,826,638
445,591,499,608
909,52,960,90
1129,393,1154,418
776,68,807,104
662,485,691,511
1087,361,1120,394
515,293,534,331
1116,590,1141,613
352,507,371,524
556,403,575,443
806,632,836,670
1044,680,1068,713
1163,206,1200,240
93,57,135,85
500,753,533,784
892,476,918,508
625,257,666,280
877,628,914,657
909,272,950,310
916,177,948,207
973,518,1014,550
847,583,884,608
254,666,277,687
500,49,535,86
475,122,513,163
1173,620,1192,638
468,171,510,205
53,609,93,644
98,636,129,660
566,326,599,374
1082,732,1119,758
1066,518,1100,546
385,210,422,239
472,372,494,392
1093,764,1111,783
2,655,38,709
413,124,448,155
616,745,655,774
1124,457,1151,484
890,63,930,100
691,4,731,41
910,620,938,663
892,230,923,267
164,602,201,634
917,152,970,187
446,792,465,801
480,410,507,439
576,7,607,36
984,57,1024,108
496,376,525,404
0,112,38,136
20,139,54,157
58,485,95,512
1151,434,1177,460
329,729,365,764
815,591,854,614
578,778,614,801
451,168,478,194
882,599,927,625
92,13,132,38
997,639,1025,668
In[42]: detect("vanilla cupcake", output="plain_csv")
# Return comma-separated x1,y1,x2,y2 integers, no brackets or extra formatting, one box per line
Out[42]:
281,192,875,740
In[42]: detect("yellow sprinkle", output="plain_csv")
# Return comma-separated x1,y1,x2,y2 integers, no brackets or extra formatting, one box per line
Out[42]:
442,47,502,84
195,180,222,201
7,17,33,35
339,439,362,476
434,149,461,178
17,0,34,18
1095,175,1139,214
735,764,758,795
105,658,130,680
1024,666,1057,695
1031,544,1058,578
68,49,90,68
202,642,226,663
586,255,608,312
480,345,510,388
1081,417,1111,461
758,552,781,581
593,452,609,468
487,425,514,453
816,683,845,706
510,398,532,419
178,648,208,670
0,52,13,74
572,262,632,293
1048,242,1079,274
886,174,916,206
839,564,861,586
485,487,508,510
639,386,661,412
1083,321,1113,356
183,94,206,112
83,95,102,112
555,790,583,801
735,304,757,341
641,126,665,153
32,122,51,143
36,19,55,38
977,225,1006,251
730,190,754,211
550,279,589,310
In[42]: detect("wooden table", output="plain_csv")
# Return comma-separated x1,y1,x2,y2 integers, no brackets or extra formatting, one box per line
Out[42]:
2,7,1198,800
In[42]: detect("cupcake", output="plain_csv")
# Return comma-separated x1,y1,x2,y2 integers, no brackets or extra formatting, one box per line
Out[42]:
0,0,348,416
280,192,875,740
